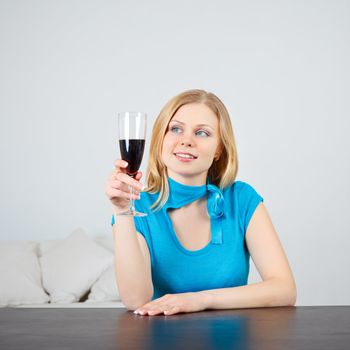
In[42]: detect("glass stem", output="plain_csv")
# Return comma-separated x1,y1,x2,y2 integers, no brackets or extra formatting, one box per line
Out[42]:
129,185,135,213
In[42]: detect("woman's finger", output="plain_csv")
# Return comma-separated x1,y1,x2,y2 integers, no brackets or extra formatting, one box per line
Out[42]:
107,188,140,200
164,306,180,315
147,307,164,316
114,159,128,169
109,180,140,195
134,171,143,181
108,171,117,181
116,172,143,190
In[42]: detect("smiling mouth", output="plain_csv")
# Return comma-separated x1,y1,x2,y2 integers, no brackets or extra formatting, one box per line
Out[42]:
174,152,198,159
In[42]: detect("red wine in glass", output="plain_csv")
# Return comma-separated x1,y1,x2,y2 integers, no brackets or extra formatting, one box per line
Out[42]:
119,139,145,177
117,112,147,217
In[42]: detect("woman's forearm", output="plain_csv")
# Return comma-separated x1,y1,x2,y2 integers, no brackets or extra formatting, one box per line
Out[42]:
113,214,153,309
198,278,297,310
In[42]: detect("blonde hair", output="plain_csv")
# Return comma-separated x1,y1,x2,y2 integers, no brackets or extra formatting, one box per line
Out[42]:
146,89,238,210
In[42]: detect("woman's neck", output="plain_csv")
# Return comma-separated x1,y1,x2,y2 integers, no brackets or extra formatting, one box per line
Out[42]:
167,171,207,186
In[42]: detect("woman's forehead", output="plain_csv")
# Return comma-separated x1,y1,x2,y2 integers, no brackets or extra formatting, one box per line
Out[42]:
170,103,218,127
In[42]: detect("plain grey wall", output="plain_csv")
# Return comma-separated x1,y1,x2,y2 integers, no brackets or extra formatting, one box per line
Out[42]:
1,0,349,306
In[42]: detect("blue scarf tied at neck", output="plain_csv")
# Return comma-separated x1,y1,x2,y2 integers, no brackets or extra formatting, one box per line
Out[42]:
164,177,225,245
206,184,225,220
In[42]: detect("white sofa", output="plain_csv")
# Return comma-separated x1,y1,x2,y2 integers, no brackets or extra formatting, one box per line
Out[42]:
0,228,125,308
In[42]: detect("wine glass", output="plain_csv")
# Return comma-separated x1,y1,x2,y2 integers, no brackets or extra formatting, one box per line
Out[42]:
116,111,147,217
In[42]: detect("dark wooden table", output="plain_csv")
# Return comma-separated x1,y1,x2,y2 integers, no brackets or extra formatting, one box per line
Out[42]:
0,306,349,349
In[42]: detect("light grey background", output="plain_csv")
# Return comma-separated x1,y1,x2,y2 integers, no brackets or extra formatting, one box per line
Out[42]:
1,0,349,306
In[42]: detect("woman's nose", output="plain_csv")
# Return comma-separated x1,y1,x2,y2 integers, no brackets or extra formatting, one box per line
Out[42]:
179,133,194,147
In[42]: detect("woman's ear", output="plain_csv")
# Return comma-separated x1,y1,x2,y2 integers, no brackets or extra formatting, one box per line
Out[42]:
214,143,223,160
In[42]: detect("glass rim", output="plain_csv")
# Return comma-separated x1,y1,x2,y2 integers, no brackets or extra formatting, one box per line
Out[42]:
117,111,147,117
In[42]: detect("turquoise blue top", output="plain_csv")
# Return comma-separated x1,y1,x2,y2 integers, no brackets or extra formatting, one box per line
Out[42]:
112,177,263,300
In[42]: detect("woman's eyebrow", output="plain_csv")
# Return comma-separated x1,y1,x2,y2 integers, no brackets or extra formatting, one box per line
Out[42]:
169,120,215,130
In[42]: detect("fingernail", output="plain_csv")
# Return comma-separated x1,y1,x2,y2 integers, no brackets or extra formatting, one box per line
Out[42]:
133,310,138,314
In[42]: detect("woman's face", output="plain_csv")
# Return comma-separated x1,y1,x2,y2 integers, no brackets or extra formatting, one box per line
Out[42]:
161,103,221,185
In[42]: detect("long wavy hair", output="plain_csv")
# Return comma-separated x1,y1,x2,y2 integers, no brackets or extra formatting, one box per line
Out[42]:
145,89,238,211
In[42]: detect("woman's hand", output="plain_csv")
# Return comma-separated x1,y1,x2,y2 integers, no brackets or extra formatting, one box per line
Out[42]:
133,292,211,316
105,159,144,211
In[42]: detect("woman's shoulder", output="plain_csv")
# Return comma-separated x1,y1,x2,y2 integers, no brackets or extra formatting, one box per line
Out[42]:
223,180,263,201
224,180,257,193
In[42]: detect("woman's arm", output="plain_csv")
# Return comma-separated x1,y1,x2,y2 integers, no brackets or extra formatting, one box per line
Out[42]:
105,160,154,310
198,202,297,309
134,202,296,315
113,216,154,310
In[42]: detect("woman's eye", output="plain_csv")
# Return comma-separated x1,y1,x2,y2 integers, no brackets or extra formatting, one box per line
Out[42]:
196,130,210,137
170,126,182,134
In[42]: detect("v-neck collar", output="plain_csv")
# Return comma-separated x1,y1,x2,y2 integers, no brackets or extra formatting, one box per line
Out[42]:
163,176,225,246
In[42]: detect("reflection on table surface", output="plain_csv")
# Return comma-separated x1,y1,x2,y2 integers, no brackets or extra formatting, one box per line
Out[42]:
2,306,350,350
115,307,295,350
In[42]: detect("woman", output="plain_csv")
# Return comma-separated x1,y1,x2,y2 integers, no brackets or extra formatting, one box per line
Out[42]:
105,89,297,316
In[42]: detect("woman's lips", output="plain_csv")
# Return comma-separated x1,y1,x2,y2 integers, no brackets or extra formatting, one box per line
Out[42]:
174,152,197,162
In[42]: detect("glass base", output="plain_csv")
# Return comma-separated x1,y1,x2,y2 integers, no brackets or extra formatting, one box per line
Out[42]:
115,209,147,217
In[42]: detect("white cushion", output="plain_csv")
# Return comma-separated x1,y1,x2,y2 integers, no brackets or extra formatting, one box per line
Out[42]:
40,229,113,303
15,301,125,308
95,238,114,252
87,265,120,302
0,242,49,307
38,238,114,257
38,240,60,257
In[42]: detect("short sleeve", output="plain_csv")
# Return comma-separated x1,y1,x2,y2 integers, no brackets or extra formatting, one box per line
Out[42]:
133,216,148,239
109,193,154,267
236,182,264,234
